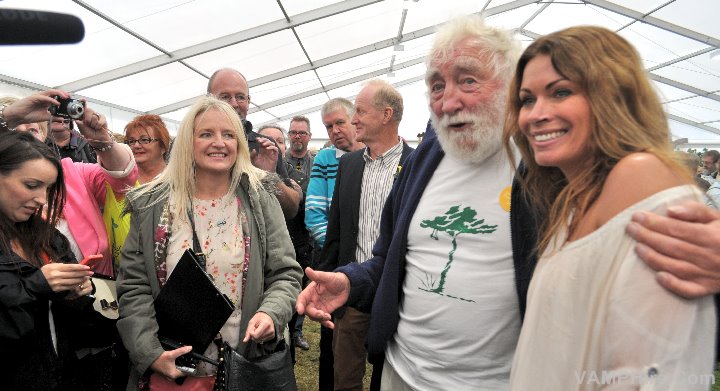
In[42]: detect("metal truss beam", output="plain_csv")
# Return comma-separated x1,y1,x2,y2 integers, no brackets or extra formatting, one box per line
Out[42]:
668,114,720,136
584,0,720,47
148,0,537,114
58,0,383,92
248,57,425,115
650,74,720,103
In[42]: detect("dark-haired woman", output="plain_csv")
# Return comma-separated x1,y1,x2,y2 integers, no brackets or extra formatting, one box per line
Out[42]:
0,132,95,390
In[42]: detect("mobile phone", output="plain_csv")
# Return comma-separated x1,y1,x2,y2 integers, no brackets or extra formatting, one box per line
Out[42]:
80,254,103,269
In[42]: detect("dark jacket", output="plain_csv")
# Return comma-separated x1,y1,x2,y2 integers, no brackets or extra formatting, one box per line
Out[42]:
336,131,539,364
0,231,97,390
317,142,415,274
318,142,414,271
317,142,413,322
285,163,312,267
46,131,97,164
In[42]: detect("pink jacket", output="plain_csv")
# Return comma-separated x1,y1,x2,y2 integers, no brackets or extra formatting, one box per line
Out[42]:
61,150,137,277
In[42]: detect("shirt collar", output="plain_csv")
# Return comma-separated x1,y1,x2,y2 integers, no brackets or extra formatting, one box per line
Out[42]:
363,138,403,163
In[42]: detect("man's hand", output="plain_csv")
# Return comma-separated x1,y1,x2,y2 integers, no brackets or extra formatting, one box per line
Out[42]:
296,268,351,329
626,200,720,298
251,137,279,172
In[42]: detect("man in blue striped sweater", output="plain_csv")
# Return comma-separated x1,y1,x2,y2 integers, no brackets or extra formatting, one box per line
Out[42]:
304,97,363,391
305,98,363,248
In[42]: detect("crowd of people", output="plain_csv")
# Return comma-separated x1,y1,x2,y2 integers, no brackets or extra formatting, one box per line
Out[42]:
1,13,720,391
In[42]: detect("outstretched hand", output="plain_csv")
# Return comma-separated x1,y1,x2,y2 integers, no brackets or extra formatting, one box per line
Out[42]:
295,267,351,329
626,200,720,298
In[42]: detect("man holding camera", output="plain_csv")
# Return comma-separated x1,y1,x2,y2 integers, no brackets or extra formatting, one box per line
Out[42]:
207,68,302,218
45,116,97,164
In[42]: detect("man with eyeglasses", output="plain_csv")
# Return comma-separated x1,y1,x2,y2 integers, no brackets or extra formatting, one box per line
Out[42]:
46,116,97,163
207,68,302,218
286,116,316,183
284,116,316,354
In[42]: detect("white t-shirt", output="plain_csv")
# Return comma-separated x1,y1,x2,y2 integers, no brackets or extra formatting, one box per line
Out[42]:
386,149,521,390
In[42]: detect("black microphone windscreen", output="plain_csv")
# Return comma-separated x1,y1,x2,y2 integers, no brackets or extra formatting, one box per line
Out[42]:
0,9,85,45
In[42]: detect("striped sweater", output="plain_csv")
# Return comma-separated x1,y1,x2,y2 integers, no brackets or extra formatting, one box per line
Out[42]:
304,147,346,248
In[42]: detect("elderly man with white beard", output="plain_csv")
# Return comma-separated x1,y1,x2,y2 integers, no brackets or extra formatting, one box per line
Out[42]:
297,14,720,391
299,16,526,390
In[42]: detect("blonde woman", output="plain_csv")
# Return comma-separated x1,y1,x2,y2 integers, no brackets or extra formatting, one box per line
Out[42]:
504,26,716,390
117,96,302,389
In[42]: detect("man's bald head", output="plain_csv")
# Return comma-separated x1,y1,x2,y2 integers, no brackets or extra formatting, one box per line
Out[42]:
207,68,251,119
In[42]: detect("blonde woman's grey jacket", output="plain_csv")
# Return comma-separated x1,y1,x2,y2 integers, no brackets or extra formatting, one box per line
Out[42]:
116,174,302,389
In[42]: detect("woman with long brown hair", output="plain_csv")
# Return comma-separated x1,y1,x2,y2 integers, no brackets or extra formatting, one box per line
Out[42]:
504,26,715,390
0,131,96,390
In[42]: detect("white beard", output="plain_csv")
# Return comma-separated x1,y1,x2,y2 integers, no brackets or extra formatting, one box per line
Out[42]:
432,95,505,165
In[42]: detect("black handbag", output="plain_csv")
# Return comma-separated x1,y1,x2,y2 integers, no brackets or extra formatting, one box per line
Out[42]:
215,340,297,391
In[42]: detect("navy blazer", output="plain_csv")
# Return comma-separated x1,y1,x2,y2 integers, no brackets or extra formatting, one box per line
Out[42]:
317,142,415,274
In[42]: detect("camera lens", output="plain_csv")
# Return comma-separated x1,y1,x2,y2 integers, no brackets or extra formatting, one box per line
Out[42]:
66,101,84,119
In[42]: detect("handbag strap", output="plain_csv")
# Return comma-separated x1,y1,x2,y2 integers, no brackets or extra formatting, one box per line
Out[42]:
186,200,206,269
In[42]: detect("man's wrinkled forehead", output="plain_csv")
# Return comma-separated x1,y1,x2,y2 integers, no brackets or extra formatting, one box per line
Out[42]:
426,43,494,82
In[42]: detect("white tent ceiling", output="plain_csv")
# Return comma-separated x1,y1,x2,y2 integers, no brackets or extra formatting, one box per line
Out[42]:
1,0,719,149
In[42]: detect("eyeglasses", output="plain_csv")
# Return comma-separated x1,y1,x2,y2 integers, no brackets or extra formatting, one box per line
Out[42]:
218,94,249,103
125,137,159,146
288,130,310,137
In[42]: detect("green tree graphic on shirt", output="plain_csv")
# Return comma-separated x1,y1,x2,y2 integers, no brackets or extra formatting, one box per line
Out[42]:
419,205,497,298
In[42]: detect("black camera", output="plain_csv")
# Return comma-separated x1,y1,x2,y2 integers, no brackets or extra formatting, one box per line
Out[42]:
49,96,84,119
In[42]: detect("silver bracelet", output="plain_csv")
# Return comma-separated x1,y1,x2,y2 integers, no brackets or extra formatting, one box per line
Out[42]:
0,104,15,131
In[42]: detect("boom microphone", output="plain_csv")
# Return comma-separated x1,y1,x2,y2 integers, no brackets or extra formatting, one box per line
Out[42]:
0,9,84,45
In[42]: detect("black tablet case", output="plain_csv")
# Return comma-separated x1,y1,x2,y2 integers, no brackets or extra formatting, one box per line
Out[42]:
154,249,234,357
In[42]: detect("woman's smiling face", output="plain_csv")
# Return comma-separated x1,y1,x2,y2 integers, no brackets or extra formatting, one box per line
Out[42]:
518,54,593,180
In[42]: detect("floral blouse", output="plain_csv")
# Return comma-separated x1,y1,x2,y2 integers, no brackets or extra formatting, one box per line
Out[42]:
163,191,251,375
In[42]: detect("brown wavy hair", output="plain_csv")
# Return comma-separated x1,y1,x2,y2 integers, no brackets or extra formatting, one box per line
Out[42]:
502,26,688,255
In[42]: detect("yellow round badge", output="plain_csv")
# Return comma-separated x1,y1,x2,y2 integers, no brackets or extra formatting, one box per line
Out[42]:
500,186,511,212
